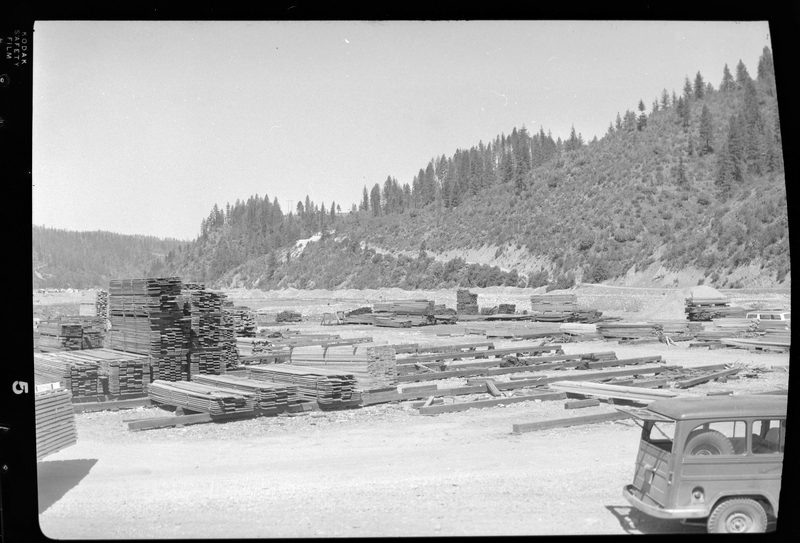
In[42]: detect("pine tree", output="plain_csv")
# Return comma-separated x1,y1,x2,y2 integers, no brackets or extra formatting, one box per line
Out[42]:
720,64,735,92
683,76,693,102
652,98,659,114
660,89,670,109
637,99,647,130
361,186,369,212
370,183,381,216
694,71,705,100
735,59,750,86
615,112,622,131
676,156,688,186
698,105,714,155
757,46,776,96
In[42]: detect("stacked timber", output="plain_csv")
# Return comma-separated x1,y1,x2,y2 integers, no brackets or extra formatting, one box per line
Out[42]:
96,290,108,318
276,310,303,323
148,380,255,415
37,322,83,351
182,287,226,377
182,282,205,290
559,323,604,341
571,308,604,323
33,353,103,397
107,277,189,382
35,386,78,460
346,307,372,317
457,290,479,315
480,306,498,315
236,337,273,357
286,345,398,390
191,374,300,410
219,311,239,370
685,296,745,321
40,349,151,396
530,294,576,322
596,322,663,340
225,306,257,337
373,300,435,316
247,365,359,405
498,304,516,314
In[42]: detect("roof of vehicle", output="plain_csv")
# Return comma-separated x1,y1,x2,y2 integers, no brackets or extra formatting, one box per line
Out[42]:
746,310,790,315
647,394,788,421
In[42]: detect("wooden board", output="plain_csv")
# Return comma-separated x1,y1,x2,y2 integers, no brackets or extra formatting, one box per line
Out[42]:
512,411,632,434
418,391,566,415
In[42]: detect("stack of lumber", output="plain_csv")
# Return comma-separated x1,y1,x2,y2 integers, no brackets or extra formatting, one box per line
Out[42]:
33,352,103,397
480,306,498,315
709,318,759,334
372,300,435,316
570,308,604,323
596,322,662,340
559,323,604,340
457,289,479,315
719,337,790,352
286,345,398,390
182,282,206,290
433,305,456,315
276,310,303,323
247,365,359,405
35,386,78,460
107,277,189,382
181,287,226,377
530,293,577,318
346,307,372,317
148,380,255,415
37,322,83,351
236,337,274,356
224,306,257,337
498,304,516,314
191,374,300,410
685,296,745,321
41,349,151,396
219,311,239,369
96,289,108,318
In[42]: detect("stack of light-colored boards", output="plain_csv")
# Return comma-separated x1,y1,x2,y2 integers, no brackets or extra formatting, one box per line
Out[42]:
224,307,257,337
191,374,300,410
247,364,358,404
37,322,83,351
147,379,254,415
50,349,151,396
457,290,479,315
286,345,397,390
685,297,746,321
181,287,226,377
35,385,78,460
596,322,662,340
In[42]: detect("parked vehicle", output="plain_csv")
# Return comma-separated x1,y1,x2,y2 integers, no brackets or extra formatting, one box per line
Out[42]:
745,310,790,331
621,394,786,533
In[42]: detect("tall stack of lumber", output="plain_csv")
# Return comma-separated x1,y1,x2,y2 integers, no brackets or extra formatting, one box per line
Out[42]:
596,322,662,340
33,352,103,397
219,311,239,369
147,379,255,415
35,386,78,460
107,277,189,382
181,287,226,377
247,365,359,405
96,289,108,318
457,290,479,315
225,306,257,337
685,296,745,321
37,322,83,351
192,374,300,410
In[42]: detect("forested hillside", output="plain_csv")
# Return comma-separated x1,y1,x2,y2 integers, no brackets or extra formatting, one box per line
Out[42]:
35,47,789,291
32,226,183,288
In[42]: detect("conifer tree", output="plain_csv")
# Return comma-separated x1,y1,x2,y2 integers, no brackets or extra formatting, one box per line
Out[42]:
660,89,670,109
683,76,693,102
615,112,622,131
720,64,735,92
676,156,688,186
735,60,750,86
652,98,659,114
694,72,705,99
637,100,647,130
361,186,369,212
698,104,714,155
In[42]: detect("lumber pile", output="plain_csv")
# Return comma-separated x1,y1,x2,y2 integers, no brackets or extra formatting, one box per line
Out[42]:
219,311,239,369
181,286,226,377
547,380,680,403
276,310,303,323
107,277,189,382
40,349,151,396
279,345,398,390
35,386,78,460
224,306,257,337
33,352,103,397
457,289,479,315
96,289,108,318
530,293,576,318
191,374,300,410
498,303,516,314
596,322,662,340
247,365,359,405
559,323,604,340
685,296,745,321
148,380,255,415
372,300,435,316
37,322,83,351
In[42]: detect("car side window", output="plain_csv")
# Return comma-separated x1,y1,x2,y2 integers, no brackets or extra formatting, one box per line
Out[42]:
752,419,785,454
684,421,747,456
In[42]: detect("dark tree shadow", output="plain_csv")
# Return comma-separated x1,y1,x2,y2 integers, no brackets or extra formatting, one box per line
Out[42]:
37,458,98,514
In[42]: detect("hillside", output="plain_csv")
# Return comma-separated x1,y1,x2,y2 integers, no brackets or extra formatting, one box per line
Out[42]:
32,226,183,288
35,48,791,291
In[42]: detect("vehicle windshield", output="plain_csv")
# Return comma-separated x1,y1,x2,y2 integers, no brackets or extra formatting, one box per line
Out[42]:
643,420,675,453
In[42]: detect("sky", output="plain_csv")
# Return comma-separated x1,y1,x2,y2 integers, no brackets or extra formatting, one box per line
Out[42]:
32,20,773,241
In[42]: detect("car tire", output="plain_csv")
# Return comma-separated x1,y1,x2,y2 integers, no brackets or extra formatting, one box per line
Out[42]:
707,498,767,533
684,429,735,456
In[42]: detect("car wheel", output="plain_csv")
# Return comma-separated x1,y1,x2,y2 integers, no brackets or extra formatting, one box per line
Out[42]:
684,429,734,456
707,498,767,533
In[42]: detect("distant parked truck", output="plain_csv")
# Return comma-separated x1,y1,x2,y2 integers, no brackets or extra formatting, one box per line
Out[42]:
745,310,790,331
621,395,786,533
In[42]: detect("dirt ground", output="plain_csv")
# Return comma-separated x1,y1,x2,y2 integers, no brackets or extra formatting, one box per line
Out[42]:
34,286,790,538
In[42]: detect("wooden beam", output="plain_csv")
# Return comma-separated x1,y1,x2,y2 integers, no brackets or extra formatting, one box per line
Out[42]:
485,380,502,397
419,391,566,415
564,399,601,409
512,411,632,434
397,344,563,364
674,368,742,389
74,397,153,413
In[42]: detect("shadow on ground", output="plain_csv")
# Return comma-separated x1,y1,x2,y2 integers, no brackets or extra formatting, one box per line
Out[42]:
37,458,98,514
605,505,706,534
